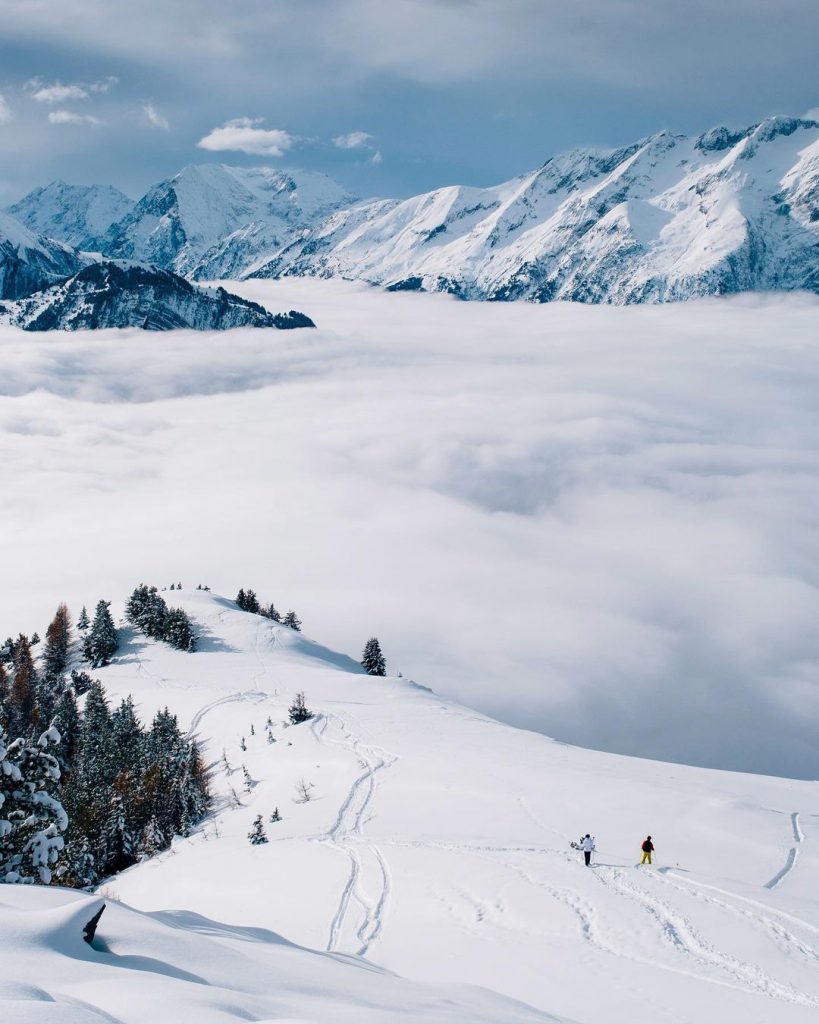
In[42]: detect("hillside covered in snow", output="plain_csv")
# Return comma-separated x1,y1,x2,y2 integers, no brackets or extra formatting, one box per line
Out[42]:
3,587,815,1024
9,114,819,305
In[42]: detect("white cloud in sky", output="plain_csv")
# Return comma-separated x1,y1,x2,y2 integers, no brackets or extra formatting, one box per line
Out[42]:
143,103,170,131
333,130,374,150
27,77,117,104
2,280,819,780
0,95,12,124
197,117,296,156
48,109,103,125
32,83,90,103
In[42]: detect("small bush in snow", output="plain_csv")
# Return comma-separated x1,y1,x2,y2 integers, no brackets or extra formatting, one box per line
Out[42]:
288,692,313,725
248,815,268,845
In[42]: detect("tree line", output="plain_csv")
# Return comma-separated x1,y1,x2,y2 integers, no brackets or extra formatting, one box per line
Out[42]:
1,598,210,886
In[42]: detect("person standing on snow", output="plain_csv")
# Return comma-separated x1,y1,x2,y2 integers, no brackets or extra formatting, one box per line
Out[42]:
580,834,595,866
640,835,655,865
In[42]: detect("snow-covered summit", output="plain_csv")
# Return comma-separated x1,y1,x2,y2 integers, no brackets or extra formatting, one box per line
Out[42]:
96,163,357,279
66,587,819,1024
7,181,134,249
251,114,819,302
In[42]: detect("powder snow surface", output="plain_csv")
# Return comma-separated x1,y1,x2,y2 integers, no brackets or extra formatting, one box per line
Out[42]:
5,589,812,1024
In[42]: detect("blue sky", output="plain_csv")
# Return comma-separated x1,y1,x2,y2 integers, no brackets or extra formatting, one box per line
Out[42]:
1,0,817,203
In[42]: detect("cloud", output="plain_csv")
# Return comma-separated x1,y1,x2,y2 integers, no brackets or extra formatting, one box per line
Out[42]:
48,109,103,126
143,103,170,131
197,117,296,156
333,129,381,163
27,77,117,104
0,95,12,124
2,283,819,780
31,83,90,103
333,130,374,150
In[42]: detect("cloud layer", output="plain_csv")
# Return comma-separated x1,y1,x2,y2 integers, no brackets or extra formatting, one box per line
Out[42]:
2,281,818,780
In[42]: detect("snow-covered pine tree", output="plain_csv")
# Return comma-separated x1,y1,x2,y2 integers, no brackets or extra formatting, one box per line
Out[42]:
361,637,387,677
139,815,165,859
282,611,302,631
261,603,282,622
77,607,90,631
30,632,40,646
0,722,67,883
236,588,247,610
288,692,312,724
83,601,118,668
163,607,197,651
248,814,268,845
270,807,282,823
101,788,137,875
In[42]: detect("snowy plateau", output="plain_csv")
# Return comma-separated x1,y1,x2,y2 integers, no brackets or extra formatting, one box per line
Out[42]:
1,588,818,1024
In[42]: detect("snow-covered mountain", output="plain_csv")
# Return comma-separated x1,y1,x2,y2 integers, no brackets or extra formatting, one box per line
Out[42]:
7,181,134,250
21,587,815,1024
2,261,315,331
251,115,819,302
0,210,86,300
95,164,357,279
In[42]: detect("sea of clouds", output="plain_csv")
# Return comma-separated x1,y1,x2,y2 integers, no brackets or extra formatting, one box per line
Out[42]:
2,279,818,779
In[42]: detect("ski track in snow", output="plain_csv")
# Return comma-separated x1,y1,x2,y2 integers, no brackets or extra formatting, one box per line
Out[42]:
764,812,803,890
185,689,269,742
310,712,398,956
592,865,819,1008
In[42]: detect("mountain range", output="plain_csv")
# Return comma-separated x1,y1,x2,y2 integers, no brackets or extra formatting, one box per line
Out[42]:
8,114,819,307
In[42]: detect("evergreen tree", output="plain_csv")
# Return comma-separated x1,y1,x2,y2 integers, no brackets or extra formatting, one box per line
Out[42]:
163,607,197,651
30,632,40,646
9,634,37,736
0,723,67,883
139,815,164,859
361,637,387,677
236,588,247,610
43,603,72,681
288,692,312,724
261,603,281,622
126,584,168,640
77,607,90,631
83,601,118,668
269,807,282,823
69,669,93,696
282,611,302,631
53,689,81,771
248,814,268,845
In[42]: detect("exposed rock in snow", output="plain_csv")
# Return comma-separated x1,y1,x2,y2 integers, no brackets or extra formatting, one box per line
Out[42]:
3,261,315,331
7,181,134,249
0,210,86,300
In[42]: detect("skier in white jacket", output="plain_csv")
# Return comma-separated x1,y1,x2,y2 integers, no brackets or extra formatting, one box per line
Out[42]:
580,834,595,866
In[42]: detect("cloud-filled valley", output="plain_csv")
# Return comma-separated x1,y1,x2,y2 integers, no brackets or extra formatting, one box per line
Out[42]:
1,279,818,778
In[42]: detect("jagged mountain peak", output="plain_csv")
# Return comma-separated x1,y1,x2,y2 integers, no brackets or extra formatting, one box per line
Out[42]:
7,180,134,249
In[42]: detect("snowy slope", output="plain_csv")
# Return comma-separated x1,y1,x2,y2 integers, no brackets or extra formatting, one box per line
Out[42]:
1,261,315,331
81,590,819,1024
0,210,86,300
96,164,356,279
251,116,819,302
0,886,558,1024
7,182,134,250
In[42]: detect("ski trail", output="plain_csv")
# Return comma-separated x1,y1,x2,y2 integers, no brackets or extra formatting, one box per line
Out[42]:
765,812,802,890
185,690,268,741
594,866,819,1008
312,712,397,956
654,867,819,965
